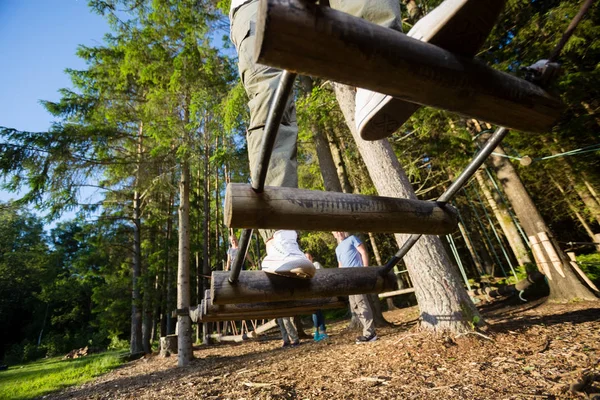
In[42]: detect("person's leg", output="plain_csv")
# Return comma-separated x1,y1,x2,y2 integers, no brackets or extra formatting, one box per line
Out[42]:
230,2,314,279
349,295,376,341
329,0,401,30
315,310,326,332
277,318,290,345
312,312,319,336
281,317,299,344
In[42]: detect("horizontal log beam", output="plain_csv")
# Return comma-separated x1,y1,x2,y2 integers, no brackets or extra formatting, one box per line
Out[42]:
211,267,398,305
255,0,564,133
206,297,346,315
199,304,347,322
225,184,458,235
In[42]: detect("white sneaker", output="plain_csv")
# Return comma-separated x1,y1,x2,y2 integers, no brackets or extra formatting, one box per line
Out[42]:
356,0,505,141
262,230,316,279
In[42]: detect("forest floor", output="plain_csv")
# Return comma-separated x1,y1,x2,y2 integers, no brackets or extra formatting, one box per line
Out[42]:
45,298,600,400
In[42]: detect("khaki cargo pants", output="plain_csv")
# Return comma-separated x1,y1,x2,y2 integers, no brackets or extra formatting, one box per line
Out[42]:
230,0,401,243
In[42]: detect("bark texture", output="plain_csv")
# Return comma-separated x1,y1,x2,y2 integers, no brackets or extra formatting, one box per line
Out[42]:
475,170,532,265
130,123,144,355
483,136,597,302
177,161,193,366
334,84,482,333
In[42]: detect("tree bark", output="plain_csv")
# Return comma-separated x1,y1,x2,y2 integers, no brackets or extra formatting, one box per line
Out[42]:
550,175,600,252
165,184,175,335
142,229,154,354
551,139,600,225
326,122,354,193
299,76,343,193
475,170,532,265
130,122,144,355
481,134,597,302
334,84,483,333
457,221,484,275
177,160,193,366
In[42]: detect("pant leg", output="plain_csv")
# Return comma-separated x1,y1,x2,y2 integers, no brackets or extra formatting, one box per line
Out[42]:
329,0,402,31
281,317,299,342
277,318,290,343
313,310,326,333
349,294,376,337
231,1,298,244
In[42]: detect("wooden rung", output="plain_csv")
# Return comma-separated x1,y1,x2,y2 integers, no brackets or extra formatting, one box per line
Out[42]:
378,288,416,299
210,267,398,305
199,302,346,322
193,299,346,323
206,298,346,317
255,0,564,133
225,184,458,235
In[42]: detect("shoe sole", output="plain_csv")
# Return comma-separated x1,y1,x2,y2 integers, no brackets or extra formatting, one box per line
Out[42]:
359,0,506,141
264,269,314,279
356,335,378,344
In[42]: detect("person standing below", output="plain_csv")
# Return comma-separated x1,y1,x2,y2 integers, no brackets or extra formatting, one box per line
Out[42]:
305,252,328,341
277,317,299,348
225,234,255,271
332,232,377,344
228,0,402,280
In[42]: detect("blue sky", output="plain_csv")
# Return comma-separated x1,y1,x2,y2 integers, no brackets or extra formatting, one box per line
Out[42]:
0,1,111,222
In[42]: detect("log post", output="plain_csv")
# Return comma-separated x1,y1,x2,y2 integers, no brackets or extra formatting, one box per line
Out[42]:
255,0,563,133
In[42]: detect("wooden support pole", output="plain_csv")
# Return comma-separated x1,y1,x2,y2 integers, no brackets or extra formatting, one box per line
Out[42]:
225,183,458,235
255,0,564,133
211,267,398,305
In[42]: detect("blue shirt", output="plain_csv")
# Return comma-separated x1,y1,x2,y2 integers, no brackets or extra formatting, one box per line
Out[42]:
335,235,363,268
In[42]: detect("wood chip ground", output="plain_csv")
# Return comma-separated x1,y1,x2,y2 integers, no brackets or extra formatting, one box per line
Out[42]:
45,299,600,399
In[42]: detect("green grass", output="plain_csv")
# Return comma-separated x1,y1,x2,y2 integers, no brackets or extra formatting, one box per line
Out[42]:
0,351,126,400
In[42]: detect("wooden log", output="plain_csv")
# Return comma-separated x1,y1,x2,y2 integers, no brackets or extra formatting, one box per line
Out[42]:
248,319,279,337
225,183,458,235
211,267,398,305
199,299,347,322
200,306,347,322
255,0,564,133
378,287,416,299
207,297,345,315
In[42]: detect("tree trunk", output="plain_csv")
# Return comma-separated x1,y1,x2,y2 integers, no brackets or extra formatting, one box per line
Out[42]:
326,122,354,193
201,122,212,344
165,186,175,335
142,230,153,354
550,175,600,252
215,135,221,268
457,221,484,276
368,232,383,266
475,170,532,266
553,141,600,225
130,122,144,355
177,160,193,366
299,76,344,193
481,134,597,302
334,84,482,333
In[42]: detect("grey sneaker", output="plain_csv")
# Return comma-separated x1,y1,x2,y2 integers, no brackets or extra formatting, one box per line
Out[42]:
262,230,316,279
355,333,378,344
356,0,506,141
